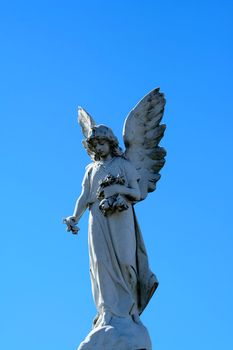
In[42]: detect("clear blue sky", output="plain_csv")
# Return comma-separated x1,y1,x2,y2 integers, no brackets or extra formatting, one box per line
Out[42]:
1,1,233,349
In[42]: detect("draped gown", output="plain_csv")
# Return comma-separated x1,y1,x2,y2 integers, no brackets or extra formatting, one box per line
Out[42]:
81,156,158,324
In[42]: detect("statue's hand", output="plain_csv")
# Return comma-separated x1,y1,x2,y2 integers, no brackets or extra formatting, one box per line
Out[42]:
63,216,80,234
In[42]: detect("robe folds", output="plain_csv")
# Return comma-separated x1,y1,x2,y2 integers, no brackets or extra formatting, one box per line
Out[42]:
82,156,158,321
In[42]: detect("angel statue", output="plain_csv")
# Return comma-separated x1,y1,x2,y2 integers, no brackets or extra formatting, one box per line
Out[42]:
64,88,166,350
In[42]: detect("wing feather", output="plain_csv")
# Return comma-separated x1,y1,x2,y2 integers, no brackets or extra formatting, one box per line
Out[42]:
78,106,96,138
123,88,166,200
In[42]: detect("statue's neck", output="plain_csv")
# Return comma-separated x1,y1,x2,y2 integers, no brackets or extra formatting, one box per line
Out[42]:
99,154,112,162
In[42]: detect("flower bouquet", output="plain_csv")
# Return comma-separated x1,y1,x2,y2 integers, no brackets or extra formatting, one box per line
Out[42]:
97,174,129,216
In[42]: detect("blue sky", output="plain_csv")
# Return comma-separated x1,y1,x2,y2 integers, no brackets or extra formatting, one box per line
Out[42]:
1,1,233,349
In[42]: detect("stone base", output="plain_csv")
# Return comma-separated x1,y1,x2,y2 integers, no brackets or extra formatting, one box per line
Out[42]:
77,316,152,350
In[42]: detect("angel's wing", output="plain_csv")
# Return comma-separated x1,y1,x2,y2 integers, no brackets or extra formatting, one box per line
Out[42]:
78,106,96,138
123,88,166,200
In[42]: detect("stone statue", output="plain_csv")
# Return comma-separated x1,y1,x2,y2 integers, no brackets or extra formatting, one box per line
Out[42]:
64,88,166,350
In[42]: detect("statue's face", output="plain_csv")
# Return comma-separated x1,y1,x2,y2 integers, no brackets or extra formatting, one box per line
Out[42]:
93,139,111,159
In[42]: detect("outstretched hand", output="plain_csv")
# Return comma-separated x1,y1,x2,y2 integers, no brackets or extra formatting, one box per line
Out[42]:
63,216,80,234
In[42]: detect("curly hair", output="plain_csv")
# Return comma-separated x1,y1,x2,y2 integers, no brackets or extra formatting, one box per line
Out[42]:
83,125,123,161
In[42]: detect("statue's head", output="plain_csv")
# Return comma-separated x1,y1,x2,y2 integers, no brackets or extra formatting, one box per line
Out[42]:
84,125,123,161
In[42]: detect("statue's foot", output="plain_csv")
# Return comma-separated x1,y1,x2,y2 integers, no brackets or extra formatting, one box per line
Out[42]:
94,310,112,328
100,310,113,326
92,313,100,329
132,313,142,325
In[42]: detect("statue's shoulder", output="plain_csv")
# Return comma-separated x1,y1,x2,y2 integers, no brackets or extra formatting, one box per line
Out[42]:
113,155,127,164
116,156,135,169
84,162,95,174
114,156,139,182
113,156,137,175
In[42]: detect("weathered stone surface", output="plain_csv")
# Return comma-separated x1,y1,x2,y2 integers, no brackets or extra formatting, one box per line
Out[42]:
64,88,166,349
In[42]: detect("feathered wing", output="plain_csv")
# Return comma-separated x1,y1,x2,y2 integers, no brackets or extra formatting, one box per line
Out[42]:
78,107,97,160
123,88,166,200
78,106,96,138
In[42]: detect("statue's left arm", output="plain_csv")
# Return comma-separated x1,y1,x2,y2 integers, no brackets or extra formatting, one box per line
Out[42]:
103,159,141,201
103,179,140,201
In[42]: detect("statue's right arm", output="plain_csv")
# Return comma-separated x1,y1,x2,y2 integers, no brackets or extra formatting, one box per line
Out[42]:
72,186,89,222
64,165,92,234
64,185,89,234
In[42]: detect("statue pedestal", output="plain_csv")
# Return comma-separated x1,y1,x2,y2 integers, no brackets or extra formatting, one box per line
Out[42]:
78,315,152,350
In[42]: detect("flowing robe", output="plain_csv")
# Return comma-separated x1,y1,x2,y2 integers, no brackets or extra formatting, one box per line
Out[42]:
82,156,158,322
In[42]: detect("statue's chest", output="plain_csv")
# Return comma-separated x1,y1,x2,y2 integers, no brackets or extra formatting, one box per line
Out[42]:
90,161,128,193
